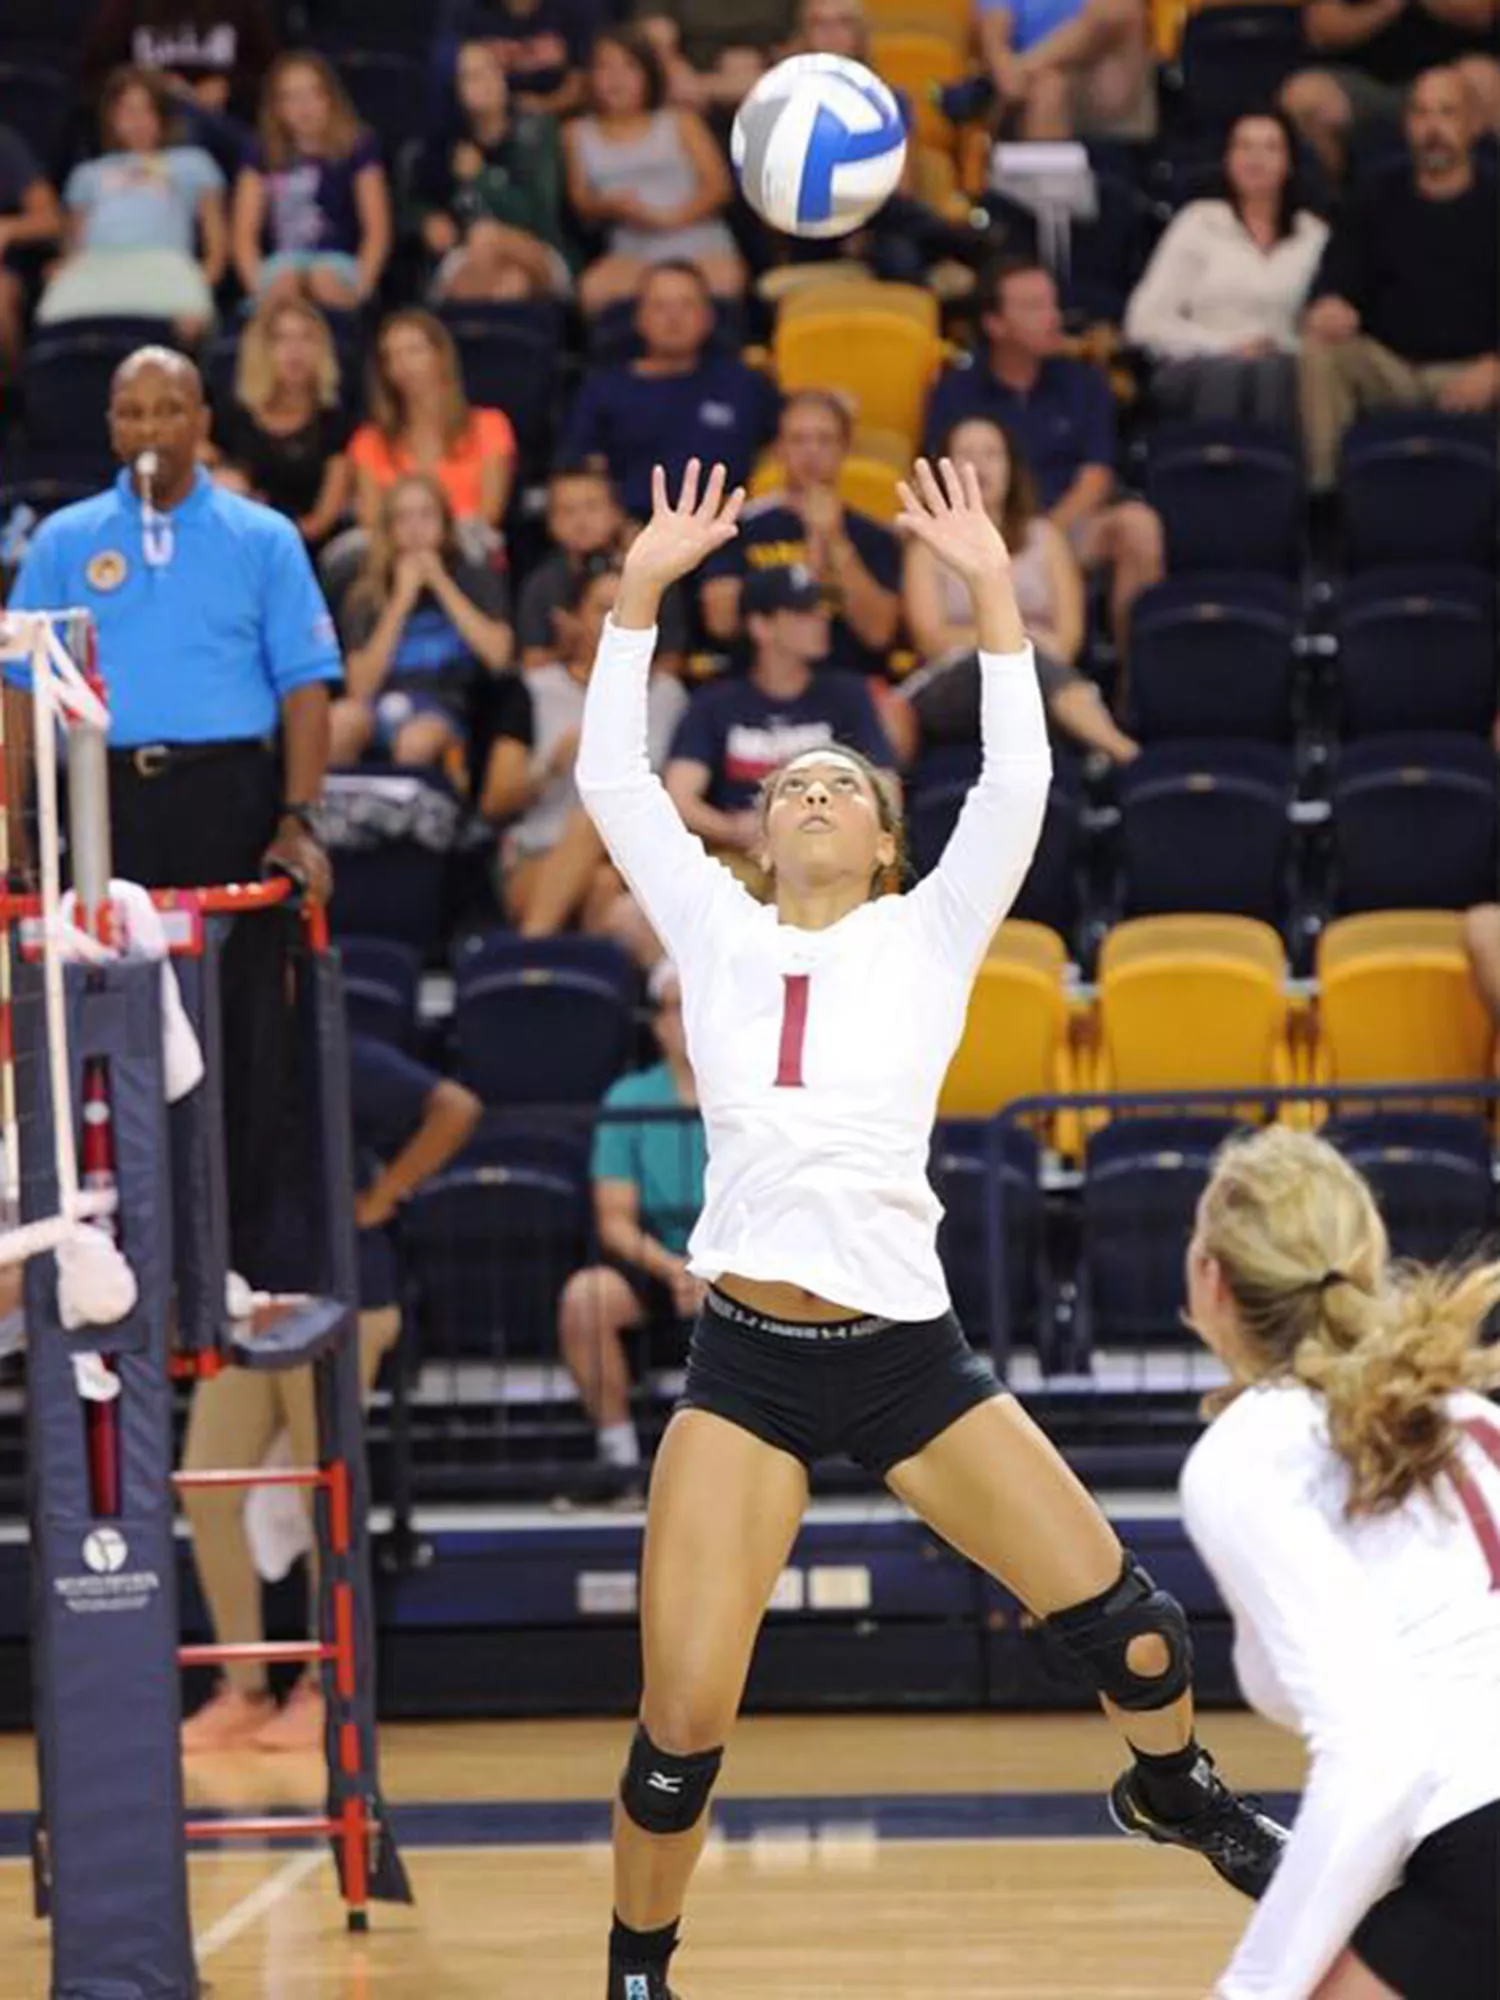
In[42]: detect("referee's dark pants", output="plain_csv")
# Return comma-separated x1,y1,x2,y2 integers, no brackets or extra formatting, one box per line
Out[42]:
105,739,316,1292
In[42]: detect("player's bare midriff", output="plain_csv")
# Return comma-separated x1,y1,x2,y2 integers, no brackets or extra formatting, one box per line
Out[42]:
715,1273,867,1322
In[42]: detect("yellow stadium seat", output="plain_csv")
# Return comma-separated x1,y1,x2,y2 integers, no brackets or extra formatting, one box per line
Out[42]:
1314,912,1495,1089
870,33,966,149
775,308,947,447
866,0,975,49
939,924,1074,1121
1095,939,1296,1098
777,278,940,331
1099,914,1287,983
747,447,903,523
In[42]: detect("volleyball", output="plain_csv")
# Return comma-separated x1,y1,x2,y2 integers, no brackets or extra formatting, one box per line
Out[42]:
731,54,908,239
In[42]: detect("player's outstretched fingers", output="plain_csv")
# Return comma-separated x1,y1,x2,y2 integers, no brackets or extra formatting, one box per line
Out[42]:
677,457,702,512
960,460,985,513
938,456,966,511
913,457,948,515
651,463,669,514
698,461,727,518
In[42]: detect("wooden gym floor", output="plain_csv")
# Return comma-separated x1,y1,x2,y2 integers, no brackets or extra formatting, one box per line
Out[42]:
0,1712,1305,1997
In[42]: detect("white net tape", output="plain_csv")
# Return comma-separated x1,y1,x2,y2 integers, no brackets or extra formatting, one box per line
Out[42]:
0,610,115,1265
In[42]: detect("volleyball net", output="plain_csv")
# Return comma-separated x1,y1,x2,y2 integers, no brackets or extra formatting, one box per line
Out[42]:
0,607,116,1267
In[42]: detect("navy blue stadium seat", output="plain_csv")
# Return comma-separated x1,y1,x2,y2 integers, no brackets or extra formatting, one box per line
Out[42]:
0,61,72,172
452,935,637,1108
1324,1114,1495,1264
21,328,181,456
931,1121,1046,1364
1128,574,1299,741
320,47,429,152
433,303,564,479
1146,423,1304,575
1116,742,1293,922
1339,414,1498,572
401,1160,590,1361
909,753,1082,943
1331,734,1499,912
1078,1117,1240,1348
1178,5,1306,131
1060,173,1152,325
339,937,422,1051
1333,567,1497,738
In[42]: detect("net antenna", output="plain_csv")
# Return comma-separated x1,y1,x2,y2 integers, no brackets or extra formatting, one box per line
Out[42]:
0,609,115,1263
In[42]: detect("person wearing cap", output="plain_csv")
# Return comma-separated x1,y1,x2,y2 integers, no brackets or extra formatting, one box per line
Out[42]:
4,343,339,1289
664,561,894,894
557,959,706,1490
698,389,901,680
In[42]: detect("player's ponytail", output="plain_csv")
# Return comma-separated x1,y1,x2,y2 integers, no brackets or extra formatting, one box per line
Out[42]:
1196,1126,1500,1516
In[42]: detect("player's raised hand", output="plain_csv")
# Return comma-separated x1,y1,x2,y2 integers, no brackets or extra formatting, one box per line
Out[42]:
894,457,1012,590
622,460,746,594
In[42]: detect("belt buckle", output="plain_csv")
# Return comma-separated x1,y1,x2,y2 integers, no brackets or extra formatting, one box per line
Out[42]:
132,744,169,779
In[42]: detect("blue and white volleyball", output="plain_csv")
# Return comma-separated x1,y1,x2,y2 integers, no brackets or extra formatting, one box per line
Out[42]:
732,54,907,239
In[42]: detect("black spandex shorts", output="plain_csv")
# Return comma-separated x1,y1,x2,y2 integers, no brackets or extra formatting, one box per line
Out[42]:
1351,1799,1500,2000
680,1287,1002,1475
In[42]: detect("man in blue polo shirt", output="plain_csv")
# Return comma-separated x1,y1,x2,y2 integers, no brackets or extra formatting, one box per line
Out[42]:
557,260,778,520
5,344,341,1285
924,258,1162,647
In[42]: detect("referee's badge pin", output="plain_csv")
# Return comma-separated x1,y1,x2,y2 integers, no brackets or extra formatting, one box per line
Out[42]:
85,550,128,593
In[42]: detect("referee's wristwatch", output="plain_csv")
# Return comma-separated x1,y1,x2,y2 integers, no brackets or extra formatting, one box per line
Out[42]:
277,802,323,838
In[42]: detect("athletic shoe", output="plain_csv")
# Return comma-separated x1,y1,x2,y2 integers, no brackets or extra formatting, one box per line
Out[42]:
180,1686,275,1754
252,1678,326,1753
1108,1753,1288,1900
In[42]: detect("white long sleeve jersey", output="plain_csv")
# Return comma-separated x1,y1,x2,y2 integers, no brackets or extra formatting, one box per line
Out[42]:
576,617,1052,1319
1181,1383,1500,2000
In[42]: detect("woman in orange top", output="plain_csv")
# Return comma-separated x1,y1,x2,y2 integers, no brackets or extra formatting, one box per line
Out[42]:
347,308,516,555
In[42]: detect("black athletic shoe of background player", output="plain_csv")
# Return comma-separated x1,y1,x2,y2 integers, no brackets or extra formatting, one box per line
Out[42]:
607,1966,680,2000
1108,1753,1289,1901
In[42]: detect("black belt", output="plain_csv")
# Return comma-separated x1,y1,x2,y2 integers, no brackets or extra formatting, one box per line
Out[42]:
110,739,273,780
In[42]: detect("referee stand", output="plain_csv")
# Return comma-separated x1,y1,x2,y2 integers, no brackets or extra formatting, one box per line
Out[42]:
19,863,410,1998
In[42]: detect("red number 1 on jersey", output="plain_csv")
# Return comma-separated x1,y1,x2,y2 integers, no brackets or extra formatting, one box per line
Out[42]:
1453,1416,1500,1591
775,974,810,1088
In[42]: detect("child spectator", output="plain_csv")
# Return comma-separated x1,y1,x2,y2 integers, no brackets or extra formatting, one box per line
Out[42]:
211,294,352,548
39,67,226,338
232,51,391,309
332,473,513,772
564,27,744,316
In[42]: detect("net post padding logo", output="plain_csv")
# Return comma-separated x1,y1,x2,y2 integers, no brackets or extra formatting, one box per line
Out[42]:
82,1528,129,1574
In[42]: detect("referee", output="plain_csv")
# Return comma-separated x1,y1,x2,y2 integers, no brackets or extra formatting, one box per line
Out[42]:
6,344,341,1285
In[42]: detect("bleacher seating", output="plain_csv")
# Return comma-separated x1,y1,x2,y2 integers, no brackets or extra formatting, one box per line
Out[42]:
339,937,423,1052
1145,423,1304,576
1332,567,1497,738
1128,574,1299,742
1338,413,1499,572
1330,735,1500,913
452,935,637,1108
1314,911,1496,1088
1114,742,1294,924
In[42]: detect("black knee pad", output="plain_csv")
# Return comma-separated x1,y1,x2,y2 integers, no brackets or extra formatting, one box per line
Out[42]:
1042,1553,1194,1712
619,1724,724,1835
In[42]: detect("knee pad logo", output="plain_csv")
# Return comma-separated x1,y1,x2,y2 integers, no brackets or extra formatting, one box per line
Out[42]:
625,1977,651,2000
647,1770,683,1796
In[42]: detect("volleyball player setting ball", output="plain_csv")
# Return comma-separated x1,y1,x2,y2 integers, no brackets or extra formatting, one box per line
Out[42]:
1181,1128,1500,2000
578,458,1286,2000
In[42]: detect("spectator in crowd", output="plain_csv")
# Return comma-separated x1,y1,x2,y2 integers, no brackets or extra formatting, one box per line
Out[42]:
564,28,745,315
332,473,513,772
232,51,391,310
893,413,1137,767
559,261,777,520
518,462,690,674
975,0,1157,140
83,0,280,126
211,295,352,549
558,959,706,1487
0,126,62,380
180,1036,482,1751
349,308,518,552
665,564,894,894
633,0,796,110
1299,65,1500,490
1282,0,1500,182
1465,905,1500,1074
414,38,574,304
437,0,593,117
700,390,901,679
1125,111,1328,429
39,67,226,339
925,259,1163,647
482,562,687,936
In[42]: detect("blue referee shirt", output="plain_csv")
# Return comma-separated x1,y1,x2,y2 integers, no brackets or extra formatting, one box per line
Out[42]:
7,469,341,748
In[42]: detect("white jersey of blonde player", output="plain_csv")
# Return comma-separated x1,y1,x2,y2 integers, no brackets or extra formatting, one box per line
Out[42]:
576,616,1051,1319
1181,1380,1500,1999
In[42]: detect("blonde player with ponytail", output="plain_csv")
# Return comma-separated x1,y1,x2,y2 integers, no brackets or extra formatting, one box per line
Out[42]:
1182,1126,1500,2000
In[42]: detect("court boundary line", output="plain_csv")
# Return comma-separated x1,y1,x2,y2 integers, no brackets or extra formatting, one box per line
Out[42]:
192,1849,325,1962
